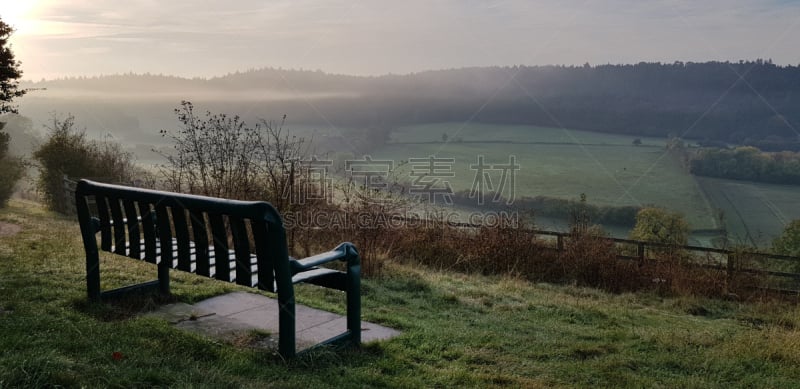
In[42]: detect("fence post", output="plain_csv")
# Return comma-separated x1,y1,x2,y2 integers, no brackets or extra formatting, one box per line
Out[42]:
637,242,645,261
557,234,564,253
63,174,78,215
726,252,735,292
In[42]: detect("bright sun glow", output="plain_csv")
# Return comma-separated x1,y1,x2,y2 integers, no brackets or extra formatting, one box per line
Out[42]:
0,1,39,34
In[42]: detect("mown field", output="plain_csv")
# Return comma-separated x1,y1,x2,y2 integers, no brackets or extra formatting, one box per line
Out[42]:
4,201,800,387
374,123,716,231
697,177,800,247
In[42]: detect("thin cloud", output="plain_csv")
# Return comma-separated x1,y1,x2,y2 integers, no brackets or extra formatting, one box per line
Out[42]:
9,0,800,80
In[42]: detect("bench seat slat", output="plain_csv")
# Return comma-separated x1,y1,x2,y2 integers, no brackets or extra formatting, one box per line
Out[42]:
112,239,261,287
108,197,126,256
141,204,158,264
96,195,112,252
190,210,211,277
251,221,276,292
155,205,174,267
171,206,192,272
208,213,230,282
230,217,253,287
123,200,141,259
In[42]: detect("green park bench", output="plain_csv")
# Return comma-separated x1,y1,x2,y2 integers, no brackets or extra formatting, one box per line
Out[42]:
74,179,361,358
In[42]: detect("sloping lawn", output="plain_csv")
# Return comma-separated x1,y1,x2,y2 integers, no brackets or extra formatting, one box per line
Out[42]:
1,199,800,388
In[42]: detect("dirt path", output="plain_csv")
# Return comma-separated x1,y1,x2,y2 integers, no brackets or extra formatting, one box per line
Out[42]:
0,222,22,237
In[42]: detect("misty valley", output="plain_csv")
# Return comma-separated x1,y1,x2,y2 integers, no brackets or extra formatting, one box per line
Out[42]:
5,62,800,248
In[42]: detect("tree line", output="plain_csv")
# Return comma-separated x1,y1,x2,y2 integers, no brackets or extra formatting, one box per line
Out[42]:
450,191,640,227
690,147,800,185
24,60,800,149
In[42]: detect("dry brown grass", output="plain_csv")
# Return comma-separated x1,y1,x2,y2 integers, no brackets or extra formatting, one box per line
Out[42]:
295,214,779,300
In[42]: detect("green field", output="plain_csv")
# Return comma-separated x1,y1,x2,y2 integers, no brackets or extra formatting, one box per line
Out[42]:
697,177,800,247
5,200,800,387
389,122,668,146
374,123,716,230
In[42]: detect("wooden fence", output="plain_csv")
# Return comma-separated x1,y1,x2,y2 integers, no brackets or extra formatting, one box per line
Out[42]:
397,217,800,295
543,229,800,294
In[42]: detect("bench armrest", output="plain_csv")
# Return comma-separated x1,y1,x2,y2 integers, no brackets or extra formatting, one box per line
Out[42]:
290,242,359,274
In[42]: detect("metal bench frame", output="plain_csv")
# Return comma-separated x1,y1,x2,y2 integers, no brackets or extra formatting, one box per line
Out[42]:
75,179,360,358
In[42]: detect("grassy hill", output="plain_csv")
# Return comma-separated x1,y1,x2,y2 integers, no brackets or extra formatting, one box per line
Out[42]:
2,200,800,387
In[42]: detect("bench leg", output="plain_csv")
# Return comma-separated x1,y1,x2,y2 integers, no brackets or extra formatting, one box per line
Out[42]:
158,261,170,295
86,251,101,301
278,293,296,358
346,255,361,345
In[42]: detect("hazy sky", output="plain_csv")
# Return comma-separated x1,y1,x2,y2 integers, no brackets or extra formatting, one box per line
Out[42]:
2,0,799,80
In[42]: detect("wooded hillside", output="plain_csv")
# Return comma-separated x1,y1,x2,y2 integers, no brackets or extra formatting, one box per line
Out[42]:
22,60,800,148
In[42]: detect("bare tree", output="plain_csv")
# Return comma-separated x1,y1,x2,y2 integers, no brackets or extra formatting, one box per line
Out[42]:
158,101,261,200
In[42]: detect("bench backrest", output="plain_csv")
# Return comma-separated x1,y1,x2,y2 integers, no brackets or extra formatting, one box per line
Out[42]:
75,179,290,293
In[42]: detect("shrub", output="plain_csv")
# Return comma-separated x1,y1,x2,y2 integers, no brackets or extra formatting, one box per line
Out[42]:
33,114,140,213
774,220,800,258
0,156,24,207
0,128,24,207
0,156,25,208
629,207,689,246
